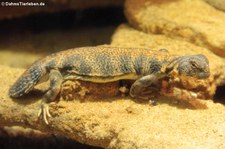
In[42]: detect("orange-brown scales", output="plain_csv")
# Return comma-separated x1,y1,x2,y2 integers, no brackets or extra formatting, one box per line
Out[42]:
8,46,210,124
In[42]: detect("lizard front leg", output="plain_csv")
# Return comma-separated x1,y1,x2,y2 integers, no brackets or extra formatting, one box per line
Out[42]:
130,74,163,100
38,69,63,124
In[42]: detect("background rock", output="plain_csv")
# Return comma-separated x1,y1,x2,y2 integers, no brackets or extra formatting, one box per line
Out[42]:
125,0,225,57
204,0,225,11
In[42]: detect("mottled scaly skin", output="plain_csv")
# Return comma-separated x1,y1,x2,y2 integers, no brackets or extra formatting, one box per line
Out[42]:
9,46,209,98
9,62,44,98
8,47,169,97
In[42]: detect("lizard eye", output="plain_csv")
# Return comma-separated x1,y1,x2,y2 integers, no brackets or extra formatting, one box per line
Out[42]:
190,61,198,68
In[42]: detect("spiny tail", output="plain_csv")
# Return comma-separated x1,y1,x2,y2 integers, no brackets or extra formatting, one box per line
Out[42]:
9,64,44,98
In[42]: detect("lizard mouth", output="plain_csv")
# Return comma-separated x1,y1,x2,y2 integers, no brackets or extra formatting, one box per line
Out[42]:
196,72,210,79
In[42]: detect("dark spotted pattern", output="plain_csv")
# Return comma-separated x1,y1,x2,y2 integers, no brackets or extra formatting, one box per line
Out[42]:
79,60,92,75
133,55,147,75
95,54,113,76
45,60,56,70
119,55,132,74
8,46,210,99
9,65,43,98
61,55,79,71
61,55,92,75
148,59,162,74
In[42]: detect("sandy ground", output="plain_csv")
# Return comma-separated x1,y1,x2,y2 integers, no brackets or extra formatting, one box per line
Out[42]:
1,64,225,149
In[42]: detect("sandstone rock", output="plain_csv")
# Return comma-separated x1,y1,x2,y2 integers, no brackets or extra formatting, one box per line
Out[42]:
1,126,47,138
111,24,225,102
1,65,225,149
61,80,119,101
125,0,225,57
204,0,225,11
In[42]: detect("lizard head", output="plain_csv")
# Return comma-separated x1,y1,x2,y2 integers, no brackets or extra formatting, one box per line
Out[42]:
165,54,210,79
176,54,210,79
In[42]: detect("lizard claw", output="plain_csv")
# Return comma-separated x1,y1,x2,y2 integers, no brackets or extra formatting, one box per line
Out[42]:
38,103,51,124
149,98,158,106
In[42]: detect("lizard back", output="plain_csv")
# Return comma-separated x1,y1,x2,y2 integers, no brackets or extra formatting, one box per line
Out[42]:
9,46,174,97
45,46,173,78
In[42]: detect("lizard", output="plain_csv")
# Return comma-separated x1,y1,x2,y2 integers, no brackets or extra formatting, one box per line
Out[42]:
8,46,210,124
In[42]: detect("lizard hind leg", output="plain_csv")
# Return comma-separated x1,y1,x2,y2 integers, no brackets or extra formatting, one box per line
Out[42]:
38,69,63,124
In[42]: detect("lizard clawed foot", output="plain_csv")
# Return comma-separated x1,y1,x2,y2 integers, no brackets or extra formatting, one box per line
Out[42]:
149,98,158,106
38,102,51,124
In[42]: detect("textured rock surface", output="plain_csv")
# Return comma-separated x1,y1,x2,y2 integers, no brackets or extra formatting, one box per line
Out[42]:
111,24,225,99
204,0,225,11
1,65,225,149
125,0,225,57
0,126,47,138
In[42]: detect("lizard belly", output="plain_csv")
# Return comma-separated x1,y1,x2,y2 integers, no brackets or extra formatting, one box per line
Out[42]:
64,73,140,83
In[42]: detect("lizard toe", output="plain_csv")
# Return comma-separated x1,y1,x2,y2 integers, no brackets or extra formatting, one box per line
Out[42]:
38,102,51,124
